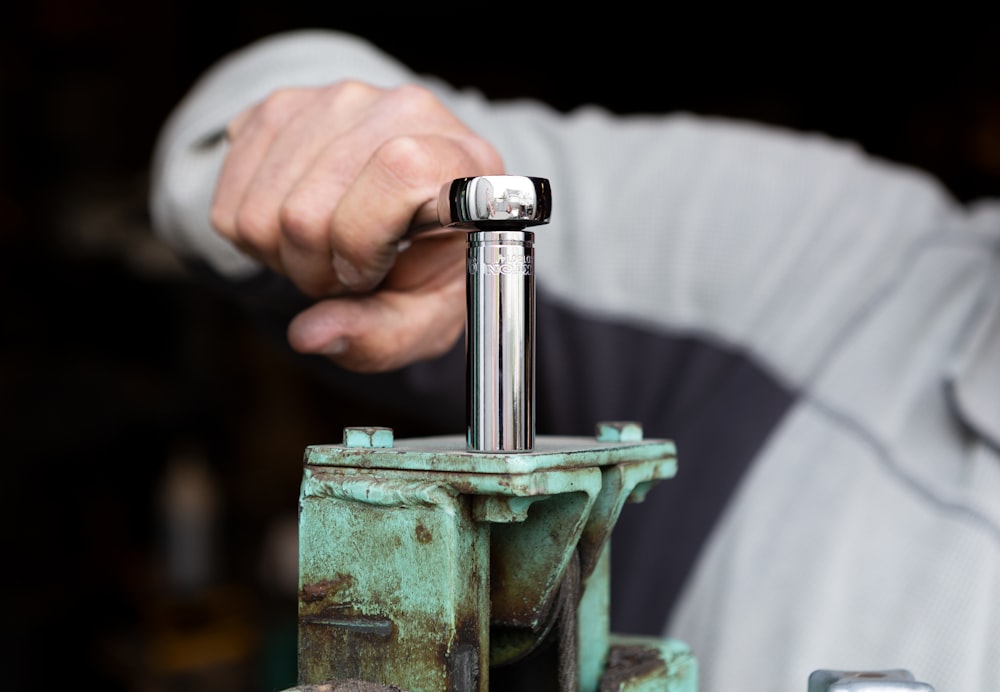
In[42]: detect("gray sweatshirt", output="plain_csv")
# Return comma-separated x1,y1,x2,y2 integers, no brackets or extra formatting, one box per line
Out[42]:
150,29,1000,692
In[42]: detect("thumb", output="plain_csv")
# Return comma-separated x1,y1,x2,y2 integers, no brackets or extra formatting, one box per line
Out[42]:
287,281,465,373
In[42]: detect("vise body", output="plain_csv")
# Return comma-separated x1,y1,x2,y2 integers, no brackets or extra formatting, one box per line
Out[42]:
292,425,694,691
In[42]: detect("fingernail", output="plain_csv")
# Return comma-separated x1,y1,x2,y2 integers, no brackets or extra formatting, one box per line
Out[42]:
332,255,363,290
321,338,349,356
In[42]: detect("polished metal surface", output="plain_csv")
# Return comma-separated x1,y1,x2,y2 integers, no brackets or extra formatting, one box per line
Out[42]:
407,175,551,236
440,175,551,228
466,230,535,451
415,175,550,453
403,175,551,452
808,669,935,692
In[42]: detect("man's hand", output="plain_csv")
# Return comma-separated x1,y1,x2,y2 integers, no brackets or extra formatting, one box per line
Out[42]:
210,81,504,372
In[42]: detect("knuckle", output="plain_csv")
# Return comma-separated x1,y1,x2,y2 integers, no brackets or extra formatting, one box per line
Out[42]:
253,88,306,130
324,79,377,102
390,83,440,112
313,80,382,117
233,204,273,249
278,196,324,251
372,135,437,186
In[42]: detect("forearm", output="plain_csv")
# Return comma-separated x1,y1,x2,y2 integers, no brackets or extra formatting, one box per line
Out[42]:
151,27,959,384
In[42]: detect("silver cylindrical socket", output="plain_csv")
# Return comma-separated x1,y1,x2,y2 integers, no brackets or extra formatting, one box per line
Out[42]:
466,230,534,451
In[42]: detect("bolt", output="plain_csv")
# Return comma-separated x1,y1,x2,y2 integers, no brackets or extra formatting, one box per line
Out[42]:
595,421,644,443
343,426,394,449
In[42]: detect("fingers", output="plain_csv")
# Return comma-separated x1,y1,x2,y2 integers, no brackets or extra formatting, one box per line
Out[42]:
211,81,503,374
211,84,383,287
324,131,502,292
211,87,322,267
286,242,467,372
210,81,502,299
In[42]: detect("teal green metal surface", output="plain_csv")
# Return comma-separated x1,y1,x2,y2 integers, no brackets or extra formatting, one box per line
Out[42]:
602,635,698,692
288,423,697,691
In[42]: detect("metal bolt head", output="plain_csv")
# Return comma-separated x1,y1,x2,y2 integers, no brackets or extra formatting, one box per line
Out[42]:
439,176,551,229
343,426,394,449
596,421,644,443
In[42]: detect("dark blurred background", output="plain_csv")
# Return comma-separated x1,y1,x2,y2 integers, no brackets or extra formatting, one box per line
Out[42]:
2,4,998,690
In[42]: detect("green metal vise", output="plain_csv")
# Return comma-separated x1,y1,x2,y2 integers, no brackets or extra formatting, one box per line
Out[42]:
281,177,698,691
288,425,696,691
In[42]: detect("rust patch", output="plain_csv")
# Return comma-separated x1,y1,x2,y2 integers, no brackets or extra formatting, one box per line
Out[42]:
599,644,667,691
415,521,433,544
298,592,484,688
302,573,356,602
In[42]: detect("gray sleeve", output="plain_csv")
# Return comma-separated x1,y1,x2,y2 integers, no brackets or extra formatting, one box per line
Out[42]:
150,28,960,386
149,29,432,279
469,103,960,387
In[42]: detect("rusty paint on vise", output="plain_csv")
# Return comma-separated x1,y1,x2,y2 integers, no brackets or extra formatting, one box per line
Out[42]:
301,575,355,602
295,428,682,691
600,636,698,692
298,469,489,690
305,434,677,476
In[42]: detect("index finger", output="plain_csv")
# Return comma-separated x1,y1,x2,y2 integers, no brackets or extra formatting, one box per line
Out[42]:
328,132,503,292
